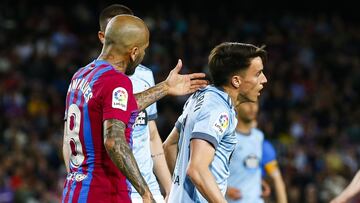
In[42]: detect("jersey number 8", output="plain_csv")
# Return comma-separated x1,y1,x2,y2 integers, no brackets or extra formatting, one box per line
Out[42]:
67,104,85,168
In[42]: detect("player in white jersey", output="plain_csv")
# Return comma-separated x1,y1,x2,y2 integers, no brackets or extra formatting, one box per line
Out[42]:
226,101,287,203
164,42,267,203
98,5,172,202
129,65,172,203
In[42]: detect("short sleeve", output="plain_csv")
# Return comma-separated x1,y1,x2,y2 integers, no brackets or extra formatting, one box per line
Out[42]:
261,140,278,176
191,96,230,149
175,115,183,133
262,140,277,165
101,74,137,124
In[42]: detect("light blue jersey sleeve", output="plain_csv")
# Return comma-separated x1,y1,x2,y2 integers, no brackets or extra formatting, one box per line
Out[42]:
175,96,192,132
191,94,231,149
261,139,277,176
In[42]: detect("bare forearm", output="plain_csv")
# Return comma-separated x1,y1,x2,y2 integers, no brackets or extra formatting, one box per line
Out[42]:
152,153,172,195
135,81,168,111
151,142,171,194
164,144,178,175
340,170,360,200
163,128,180,175
187,168,227,203
104,119,152,197
149,125,172,194
274,176,287,203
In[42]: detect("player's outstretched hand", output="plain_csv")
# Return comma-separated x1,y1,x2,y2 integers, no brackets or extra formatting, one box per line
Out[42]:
165,59,208,96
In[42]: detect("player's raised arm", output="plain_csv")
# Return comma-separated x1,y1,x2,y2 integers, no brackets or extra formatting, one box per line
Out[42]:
134,59,207,110
103,119,155,203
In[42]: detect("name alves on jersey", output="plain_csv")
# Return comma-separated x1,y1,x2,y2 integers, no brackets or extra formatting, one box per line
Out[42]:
68,78,93,103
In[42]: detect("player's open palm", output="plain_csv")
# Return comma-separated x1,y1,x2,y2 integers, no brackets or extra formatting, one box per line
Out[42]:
166,59,208,95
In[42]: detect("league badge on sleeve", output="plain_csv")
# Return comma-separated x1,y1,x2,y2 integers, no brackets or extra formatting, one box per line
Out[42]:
213,112,229,135
112,87,128,111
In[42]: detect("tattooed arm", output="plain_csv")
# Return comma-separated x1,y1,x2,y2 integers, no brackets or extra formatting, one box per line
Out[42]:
135,59,207,110
135,81,168,111
103,119,155,203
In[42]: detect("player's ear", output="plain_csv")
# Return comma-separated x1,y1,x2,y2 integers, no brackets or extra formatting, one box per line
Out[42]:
98,31,105,44
231,75,241,88
130,47,139,61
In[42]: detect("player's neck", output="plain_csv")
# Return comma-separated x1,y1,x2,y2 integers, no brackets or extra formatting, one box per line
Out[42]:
98,53,127,73
222,85,237,106
236,121,252,135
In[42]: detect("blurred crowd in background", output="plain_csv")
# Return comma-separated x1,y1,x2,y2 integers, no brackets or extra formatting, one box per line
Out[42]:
0,1,359,202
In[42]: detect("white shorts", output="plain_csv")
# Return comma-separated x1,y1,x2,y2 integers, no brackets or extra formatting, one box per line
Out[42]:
131,194,165,203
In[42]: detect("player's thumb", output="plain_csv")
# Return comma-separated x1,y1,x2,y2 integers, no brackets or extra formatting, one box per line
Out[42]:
172,59,182,73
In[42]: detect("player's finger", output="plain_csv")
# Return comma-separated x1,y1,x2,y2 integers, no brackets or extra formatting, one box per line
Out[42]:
188,87,198,94
188,84,205,93
172,59,182,73
190,79,208,87
189,72,206,79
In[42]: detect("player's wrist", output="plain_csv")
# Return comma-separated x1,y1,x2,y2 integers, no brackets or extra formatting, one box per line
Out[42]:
141,190,153,199
161,80,171,95
151,152,164,158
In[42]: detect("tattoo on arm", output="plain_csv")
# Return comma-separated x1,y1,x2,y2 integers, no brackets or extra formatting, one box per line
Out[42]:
151,152,164,158
103,119,149,196
135,81,168,111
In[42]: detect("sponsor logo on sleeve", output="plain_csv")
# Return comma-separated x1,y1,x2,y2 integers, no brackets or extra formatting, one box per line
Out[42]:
112,87,128,111
212,112,229,135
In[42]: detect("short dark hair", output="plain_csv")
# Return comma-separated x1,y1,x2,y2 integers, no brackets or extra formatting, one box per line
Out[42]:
208,42,267,87
99,4,134,32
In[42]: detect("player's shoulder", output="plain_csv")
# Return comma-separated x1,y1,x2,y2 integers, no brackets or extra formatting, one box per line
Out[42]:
263,139,275,150
252,128,265,140
262,139,276,158
133,64,154,79
135,64,153,73
101,67,131,83
201,86,232,109
133,64,154,80
252,128,265,136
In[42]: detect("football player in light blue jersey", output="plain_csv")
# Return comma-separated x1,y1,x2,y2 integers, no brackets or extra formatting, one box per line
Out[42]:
226,101,287,203
129,65,172,202
98,5,172,203
164,42,267,203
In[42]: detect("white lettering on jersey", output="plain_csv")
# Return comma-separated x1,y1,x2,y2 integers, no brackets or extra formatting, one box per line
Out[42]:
68,78,93,103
